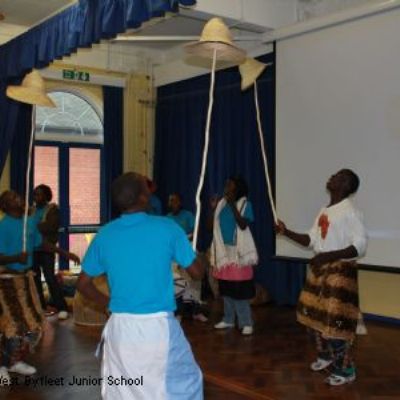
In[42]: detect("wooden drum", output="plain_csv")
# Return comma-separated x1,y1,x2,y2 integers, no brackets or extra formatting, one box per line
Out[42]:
73,275,109,327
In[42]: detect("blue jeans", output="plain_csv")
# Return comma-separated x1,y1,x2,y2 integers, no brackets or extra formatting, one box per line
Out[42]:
222,296,253,328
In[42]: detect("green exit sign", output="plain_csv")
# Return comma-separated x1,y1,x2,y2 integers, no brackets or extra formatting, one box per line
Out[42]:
62,69,90,82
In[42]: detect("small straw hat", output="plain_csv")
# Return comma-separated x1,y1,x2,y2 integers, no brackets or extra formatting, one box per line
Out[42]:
185,17,246,64
7,70,56,108
239,58,269,91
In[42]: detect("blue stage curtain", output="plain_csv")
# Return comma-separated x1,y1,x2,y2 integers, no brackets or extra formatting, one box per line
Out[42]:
154,53,305,305
0,80,24,178
102,85,123,222
10,103,33,196
0,0,196,177
0,0,196,79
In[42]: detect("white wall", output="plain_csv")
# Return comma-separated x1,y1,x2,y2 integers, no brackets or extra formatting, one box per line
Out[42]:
275,7,400,268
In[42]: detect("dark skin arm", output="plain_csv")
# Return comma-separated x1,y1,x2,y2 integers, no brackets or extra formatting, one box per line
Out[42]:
275,220,311,247
206,195,219,232
225,193,249,230
0,252,28,266
310,246,358,267
185,254,206,280
40,241,80,265
76,272,109,308
276,220,359,267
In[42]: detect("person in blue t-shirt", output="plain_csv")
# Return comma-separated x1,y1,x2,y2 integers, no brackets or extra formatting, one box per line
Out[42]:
77,172,204,400
0,190,79,385
167,193,208,322
167,192,195,238
146,178,162,215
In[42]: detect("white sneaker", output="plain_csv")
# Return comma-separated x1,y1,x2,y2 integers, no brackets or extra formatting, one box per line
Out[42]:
325,372,356,386
214,321,234,329
193,313,208,322
241,326,254,335
0,367,11,386
58,311,69,320
9,361,36,376
310,358,333,371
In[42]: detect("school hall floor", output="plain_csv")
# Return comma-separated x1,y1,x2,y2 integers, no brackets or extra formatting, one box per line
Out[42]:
1,303,399,400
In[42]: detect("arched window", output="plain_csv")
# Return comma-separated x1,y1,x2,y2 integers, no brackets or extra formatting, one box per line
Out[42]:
35,91,103,143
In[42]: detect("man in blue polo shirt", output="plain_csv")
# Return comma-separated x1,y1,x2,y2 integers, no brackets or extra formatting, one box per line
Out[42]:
0,190,79,384
77,172,204,400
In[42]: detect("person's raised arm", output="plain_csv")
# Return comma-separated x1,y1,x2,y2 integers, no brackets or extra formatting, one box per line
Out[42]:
276,220,311,247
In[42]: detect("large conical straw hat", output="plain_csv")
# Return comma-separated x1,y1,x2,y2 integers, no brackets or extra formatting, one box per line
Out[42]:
6,70,56,108
185,17,246,64
239,58,268,91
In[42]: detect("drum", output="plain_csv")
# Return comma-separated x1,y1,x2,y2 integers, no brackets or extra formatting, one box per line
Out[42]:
73,275,109,327
0,270,43,341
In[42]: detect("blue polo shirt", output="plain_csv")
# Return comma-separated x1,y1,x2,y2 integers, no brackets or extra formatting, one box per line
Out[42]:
82,212,196,314
219,201,254,245
167,209,195,235
0,215,42,271
148,195,162,215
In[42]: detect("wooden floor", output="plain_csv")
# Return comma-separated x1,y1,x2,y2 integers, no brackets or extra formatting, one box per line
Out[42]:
2,303,400,399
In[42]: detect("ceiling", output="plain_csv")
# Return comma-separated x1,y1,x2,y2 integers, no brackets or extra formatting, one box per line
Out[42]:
0,0,75,26
0,0,386,59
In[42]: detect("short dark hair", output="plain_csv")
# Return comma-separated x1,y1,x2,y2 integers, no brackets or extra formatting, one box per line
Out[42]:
0,190,19,212
0,190,12,212
34,184,53,202
169,192,182,201
112,173,145,212
228,176,249,200
342,169,360,196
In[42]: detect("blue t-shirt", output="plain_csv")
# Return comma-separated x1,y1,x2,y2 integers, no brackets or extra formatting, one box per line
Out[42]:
31,206,46,248
82,212,196,314
219,200,254,245
167,209,195,235
0,215,42,271
148,195,162,215
31,206,46,227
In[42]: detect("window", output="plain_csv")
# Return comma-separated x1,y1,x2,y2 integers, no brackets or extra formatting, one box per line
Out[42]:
34,90,104,271
36,91,103,143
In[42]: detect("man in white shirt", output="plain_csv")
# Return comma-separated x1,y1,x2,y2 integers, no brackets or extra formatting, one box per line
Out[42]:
276,169,367,386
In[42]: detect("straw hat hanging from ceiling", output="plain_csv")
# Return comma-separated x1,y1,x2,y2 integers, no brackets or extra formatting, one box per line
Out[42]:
185,17,246,64
6,70,56,108
239,57,268,91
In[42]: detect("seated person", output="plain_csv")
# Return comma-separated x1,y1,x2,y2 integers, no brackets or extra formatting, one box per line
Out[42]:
168,193,207,322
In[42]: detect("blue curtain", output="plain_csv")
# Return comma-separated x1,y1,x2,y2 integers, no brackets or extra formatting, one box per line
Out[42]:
10,103,33,195
102,86,123,222
0,0,196,80
0,0,196,177
154,53,305,305
0,80,25,177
